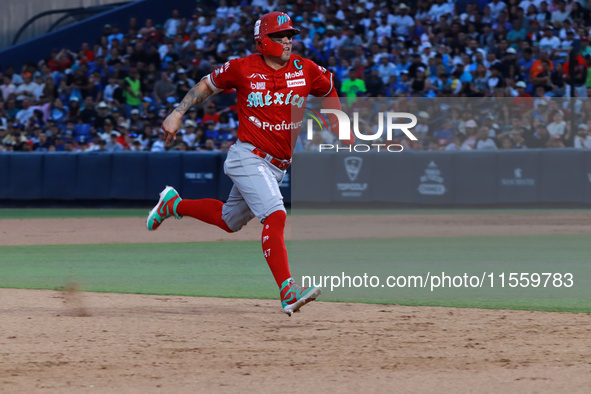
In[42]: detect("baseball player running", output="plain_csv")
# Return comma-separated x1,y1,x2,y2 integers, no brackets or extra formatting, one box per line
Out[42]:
147,12,347,316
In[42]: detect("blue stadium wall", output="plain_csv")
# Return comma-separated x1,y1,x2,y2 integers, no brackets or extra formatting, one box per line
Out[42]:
0,0,195,70
1,150,591,205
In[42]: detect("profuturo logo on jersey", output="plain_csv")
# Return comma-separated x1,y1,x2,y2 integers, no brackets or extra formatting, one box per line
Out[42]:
305,109,418,153
285,70,304,79
261,120,303,131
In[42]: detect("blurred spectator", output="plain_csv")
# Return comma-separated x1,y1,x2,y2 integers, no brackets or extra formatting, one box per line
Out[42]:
201,137,218,151
164,10,181,37
34,132,52,152
574,124,591,148
216,112,236,141
487,65,505,92
445,133,472,151
94,101,115,131
191,126,205,149
365,68,385,96
219,139,231,152
539,26,561,52
525,124,550,148
201,102,220,125
182,120,198,146
116,123,131,149
1,76,16,100
107,24,124,47
530,50,554,79
499,137,514,149
386,72,410,96
413,111,430,139
122,68,143,115
175,71,191,99
80,96,97,124
172,140,188,151
546,109,569,139
410,66,428,96
130,139,143,151
3,0,591,155
378,55,397,85
67,97,81,122
106,131,124,151
433,118,455,140
53,134,65,151
564,50,588,97
150,130,167,152
154,72,175,105
547,136,565,147
129,108,142,130
475,126,498,150
470,63,490,96
103,76,119,103
204,120,219,140
15,73,38,101
5,99,19,119
305,131,328,151
16,99,34,124
47,48,73,72
551,0,570,23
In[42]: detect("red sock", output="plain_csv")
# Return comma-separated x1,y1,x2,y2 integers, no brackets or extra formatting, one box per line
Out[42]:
176,199,233,233
261,211,291,287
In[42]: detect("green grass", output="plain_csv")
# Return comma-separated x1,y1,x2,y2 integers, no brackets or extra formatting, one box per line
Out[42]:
2,208,588,219
291,208,591,215
0,242,274,299
320,298,590,313
0,209,149,219
290,234,591,312
1,235,589,313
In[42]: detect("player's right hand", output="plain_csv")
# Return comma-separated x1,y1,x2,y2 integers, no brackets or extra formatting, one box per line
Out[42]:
343,135,356,146
330,119,355,146
161,111,182,146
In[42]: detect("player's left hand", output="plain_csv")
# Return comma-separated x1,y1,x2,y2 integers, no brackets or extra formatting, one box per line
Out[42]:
162,111,182,146
343,135,355,146
330,120,355,145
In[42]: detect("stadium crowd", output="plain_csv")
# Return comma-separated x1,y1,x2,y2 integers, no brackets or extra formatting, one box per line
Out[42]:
1,0,591,153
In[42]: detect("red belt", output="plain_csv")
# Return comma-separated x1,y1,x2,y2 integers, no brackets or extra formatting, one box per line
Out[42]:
251,148,291,170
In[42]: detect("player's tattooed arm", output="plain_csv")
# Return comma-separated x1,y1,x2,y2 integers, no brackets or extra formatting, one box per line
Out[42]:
162,78,214,145
174,80,214,115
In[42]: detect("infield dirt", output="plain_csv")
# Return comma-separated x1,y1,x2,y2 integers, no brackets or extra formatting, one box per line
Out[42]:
1,211,590,393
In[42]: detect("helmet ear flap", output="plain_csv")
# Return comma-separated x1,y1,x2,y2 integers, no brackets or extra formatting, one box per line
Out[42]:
257,37,284,57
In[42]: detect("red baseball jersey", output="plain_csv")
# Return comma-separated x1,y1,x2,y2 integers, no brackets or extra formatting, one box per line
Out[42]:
207,54,335,160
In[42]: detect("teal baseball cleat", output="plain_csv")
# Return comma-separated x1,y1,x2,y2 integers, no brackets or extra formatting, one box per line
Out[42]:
146,186,183,231
280,278,322,316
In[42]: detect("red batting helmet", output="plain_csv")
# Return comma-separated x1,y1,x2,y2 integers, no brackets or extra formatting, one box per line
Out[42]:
254,12,300,57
